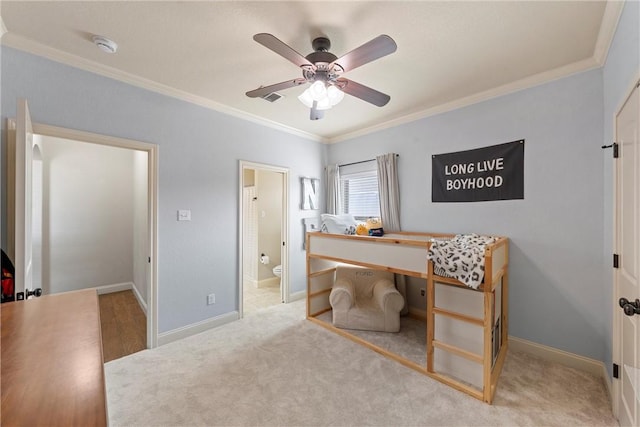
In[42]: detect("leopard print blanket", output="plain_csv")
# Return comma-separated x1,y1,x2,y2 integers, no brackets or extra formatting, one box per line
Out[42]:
427,233,496,289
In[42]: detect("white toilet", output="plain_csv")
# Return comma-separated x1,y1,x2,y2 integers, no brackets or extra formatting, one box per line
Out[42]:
272,265,282,286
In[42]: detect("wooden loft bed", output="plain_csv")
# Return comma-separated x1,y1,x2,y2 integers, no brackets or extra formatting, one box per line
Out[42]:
305,231,509,404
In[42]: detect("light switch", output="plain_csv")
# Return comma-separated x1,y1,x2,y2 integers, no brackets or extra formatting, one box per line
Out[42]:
177,209,191,221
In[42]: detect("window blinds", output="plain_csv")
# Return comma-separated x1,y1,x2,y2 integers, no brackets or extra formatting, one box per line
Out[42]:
339,162,380,219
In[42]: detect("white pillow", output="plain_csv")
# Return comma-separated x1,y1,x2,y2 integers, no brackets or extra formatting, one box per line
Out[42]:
320,214,358,235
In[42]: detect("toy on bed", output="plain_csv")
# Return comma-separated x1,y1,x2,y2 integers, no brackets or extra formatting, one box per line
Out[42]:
365,217,384,236
354,218,384,236
320,214,386,237
356,223,368,236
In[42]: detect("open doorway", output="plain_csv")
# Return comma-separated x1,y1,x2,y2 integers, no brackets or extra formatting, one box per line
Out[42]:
33,134,149,361
238,161,289,317
8,107,158,351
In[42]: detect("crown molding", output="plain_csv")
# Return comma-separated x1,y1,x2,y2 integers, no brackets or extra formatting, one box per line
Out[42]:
1,33,325,144
2,0,623,147
593,0,625,66
328,56,600,144
328,1,624,144
0,16,7,39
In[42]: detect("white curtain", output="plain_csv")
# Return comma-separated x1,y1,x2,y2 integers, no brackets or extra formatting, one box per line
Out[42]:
376,153,408,314
376,153,401,231
326,164,341,215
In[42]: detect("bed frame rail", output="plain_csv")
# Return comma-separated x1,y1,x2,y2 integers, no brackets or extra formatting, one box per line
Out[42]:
306,231,509,404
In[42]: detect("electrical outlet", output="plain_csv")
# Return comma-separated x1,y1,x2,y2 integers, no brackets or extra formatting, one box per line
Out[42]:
420,288,426,297
207,293,215,305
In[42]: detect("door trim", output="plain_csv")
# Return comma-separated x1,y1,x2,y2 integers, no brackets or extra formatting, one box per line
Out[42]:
611,73,640,419
238,160,290,318
12,121,160,349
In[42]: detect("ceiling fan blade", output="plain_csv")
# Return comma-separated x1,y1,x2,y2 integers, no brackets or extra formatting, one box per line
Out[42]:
254,33,314,69
337,78,390,107
331,35,397,73
246,78,307,98
310,102,324,120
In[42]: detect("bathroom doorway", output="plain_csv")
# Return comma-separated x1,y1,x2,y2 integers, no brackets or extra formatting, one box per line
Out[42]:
238,161,289,317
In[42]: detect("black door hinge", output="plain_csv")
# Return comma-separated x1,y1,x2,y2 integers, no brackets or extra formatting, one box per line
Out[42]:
148,257,151,263
613,254,619,269
613,363,619,379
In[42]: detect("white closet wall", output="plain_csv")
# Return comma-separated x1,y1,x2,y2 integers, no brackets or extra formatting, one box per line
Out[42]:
40,135,135,293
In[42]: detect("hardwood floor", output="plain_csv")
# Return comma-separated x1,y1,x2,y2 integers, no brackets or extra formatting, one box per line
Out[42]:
99,290,146,362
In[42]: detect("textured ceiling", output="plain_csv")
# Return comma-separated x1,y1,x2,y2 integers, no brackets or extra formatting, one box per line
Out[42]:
0,1,616,142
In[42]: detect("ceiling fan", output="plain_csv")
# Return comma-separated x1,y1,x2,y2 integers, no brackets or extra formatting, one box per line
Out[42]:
246,33,397,120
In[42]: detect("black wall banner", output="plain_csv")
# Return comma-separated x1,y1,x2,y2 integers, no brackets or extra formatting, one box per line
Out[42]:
432,139,524,202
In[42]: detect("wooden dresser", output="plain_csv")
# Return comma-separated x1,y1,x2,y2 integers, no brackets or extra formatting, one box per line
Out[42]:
1,289,107,426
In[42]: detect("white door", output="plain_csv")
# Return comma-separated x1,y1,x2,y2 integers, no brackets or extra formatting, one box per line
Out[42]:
13,99,34,296
615,81,640,427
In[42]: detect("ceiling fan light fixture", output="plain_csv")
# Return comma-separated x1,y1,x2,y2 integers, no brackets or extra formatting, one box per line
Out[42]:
309,81,327,101
315,96,332,111
327,85,345,106
298,89,315,108
298,82,344,110
248,33,396,119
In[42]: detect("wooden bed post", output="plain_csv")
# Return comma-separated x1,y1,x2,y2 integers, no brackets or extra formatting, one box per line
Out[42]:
482,245,494,403
502,241,510,346
426,259,435,373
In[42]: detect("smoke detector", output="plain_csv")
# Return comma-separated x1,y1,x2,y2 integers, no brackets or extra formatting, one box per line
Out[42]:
92,35,118,54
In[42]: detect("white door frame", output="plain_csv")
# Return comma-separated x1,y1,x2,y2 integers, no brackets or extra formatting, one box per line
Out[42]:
238,160,289,317
9,120,160,349
612,74,640,422
6,100,33,296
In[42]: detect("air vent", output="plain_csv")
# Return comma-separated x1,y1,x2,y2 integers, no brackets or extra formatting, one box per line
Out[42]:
261,92,283,103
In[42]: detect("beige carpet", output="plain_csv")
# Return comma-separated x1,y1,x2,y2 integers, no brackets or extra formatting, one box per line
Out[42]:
317,310,427,366
105,299,616,426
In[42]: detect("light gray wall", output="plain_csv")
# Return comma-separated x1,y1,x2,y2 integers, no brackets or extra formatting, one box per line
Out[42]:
328,68,606,360
40,135,135,294
2,4,635,357
602,0,639,377
1,47,326,334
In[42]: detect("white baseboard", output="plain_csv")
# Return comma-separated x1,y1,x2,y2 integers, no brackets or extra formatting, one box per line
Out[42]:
406,306,607,384
157,311,239,346
289,290,306,302
243,276,257,289
508,336,606,378
95,282,133,295
131,283,148,316
94,282,148,316
601,363,613,403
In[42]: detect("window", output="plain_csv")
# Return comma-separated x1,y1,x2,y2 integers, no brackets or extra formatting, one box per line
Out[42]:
339,162,380,220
